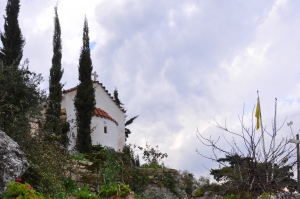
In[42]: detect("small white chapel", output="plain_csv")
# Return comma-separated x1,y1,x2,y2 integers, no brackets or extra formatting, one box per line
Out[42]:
61,71,126,151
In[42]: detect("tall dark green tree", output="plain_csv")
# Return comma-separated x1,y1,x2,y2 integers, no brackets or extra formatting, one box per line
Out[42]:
74,17,95,153
45,7,63,138
0,0,44,136
0,0,25,67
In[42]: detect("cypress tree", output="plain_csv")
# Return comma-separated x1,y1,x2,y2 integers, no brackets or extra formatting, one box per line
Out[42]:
113,87,124,108
0,0,25,67
45,7,63,137
74,17,95,153
0,0,44,136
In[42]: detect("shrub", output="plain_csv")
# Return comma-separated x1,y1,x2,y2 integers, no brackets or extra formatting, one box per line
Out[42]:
99,184,118,197
3,180,45,199
21,132,69,197
141,143,168,165
140,163,162,169
63,177,77,194
73,186,99,199
72,153,90,162
223,193,252,199
261,192,274,199
223,193,239,199
54,192,68,199
194,188,203,197
118,183,131,197
99,183,131,197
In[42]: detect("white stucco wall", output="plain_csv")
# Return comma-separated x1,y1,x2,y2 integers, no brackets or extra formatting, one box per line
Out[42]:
61,90,77,150
93,82,126,146
91,117,121,150
61,82,125,151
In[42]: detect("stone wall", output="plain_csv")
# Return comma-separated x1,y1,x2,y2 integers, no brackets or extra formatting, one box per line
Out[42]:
66,162,188,198
65,160,99,191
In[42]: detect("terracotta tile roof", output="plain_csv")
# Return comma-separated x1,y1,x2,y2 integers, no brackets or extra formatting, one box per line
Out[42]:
62,86,77,93
62,81,126,113
93,108,118,126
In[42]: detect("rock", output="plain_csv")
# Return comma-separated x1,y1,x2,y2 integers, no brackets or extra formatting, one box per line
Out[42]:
0,130,29,196
141,184,188,199
294,192,300,199
204,191,212,197
256,192,300,199
211,195,222,199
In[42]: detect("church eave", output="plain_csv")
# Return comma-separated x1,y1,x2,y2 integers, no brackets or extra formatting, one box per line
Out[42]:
62,82,126,113
93,108,119,126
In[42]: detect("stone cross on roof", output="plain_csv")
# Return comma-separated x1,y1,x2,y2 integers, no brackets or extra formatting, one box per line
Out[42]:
92,71,98,81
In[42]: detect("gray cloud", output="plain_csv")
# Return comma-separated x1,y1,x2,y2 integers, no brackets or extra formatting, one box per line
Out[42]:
1,0,300,179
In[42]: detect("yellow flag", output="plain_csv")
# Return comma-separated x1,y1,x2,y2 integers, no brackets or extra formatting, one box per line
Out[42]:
255,99,260,130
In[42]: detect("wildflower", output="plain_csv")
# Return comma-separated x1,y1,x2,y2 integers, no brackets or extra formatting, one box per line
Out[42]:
28,185,33,190
16,178,22,182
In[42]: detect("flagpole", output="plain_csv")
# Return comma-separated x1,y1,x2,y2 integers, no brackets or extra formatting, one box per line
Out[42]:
257,91,267,163
271,98,277,180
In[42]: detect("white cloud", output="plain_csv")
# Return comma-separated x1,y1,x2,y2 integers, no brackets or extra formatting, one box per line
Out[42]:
183,3,198,17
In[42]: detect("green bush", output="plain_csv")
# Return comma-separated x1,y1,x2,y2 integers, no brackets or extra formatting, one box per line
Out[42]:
3,180,45,199
73,186,99,199
99,183,131,197
140,163,162,169
194,188,203,197
72,153,90,162
99,184,118,197
261,192,274,199
223,193,240,199
118,183,131,197
53,192,68,199
20,133,68,197
63,178,77,194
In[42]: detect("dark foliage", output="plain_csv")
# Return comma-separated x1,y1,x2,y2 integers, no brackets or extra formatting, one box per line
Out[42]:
45,7,65,141
113,88,138,141
21,131,70,197
0,0,25,67
113,87,123,107
74,17,95,153
210,154,296,195
61,120,70,147
0,60,45,136
125,115,138,141
180,171,195,196
0,63,67,198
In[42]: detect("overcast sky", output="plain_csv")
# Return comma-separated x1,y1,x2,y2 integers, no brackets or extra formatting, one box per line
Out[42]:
1,0,300,179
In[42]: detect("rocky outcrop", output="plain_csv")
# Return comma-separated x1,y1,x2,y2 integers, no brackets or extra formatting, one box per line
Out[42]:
191,192,300,199
141,184,188,199
0,130,29,196
257,192,300,199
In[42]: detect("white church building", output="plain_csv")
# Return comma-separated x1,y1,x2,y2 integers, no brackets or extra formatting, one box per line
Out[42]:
61,73,126,152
